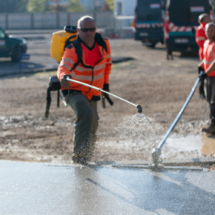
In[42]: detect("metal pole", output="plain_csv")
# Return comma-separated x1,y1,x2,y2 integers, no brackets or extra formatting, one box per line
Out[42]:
152,74,201,164
56,0,60,29
93,0,97,26
5,1,8,30
66,78,142,112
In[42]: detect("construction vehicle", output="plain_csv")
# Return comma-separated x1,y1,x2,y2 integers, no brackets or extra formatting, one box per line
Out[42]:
133,0,165,48
164,0,213,59
0,27,27,62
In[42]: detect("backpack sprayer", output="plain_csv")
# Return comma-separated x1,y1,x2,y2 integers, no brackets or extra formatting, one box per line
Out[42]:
45,26,142,118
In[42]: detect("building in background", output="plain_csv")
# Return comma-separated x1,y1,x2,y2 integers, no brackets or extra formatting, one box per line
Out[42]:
47,0,106,11
79,0,106,10
114,0,136,16
114,0,135,28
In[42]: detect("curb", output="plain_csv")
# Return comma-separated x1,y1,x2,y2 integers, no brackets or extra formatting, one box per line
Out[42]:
0,57,134,78
0,67,58,78
112,157,215,167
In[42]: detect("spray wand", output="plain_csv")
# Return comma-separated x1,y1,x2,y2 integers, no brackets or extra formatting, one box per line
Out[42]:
66,77,142,113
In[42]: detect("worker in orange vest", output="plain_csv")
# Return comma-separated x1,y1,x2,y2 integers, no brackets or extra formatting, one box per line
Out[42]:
199,22,215,134
196,13,211,98
57,16,112,164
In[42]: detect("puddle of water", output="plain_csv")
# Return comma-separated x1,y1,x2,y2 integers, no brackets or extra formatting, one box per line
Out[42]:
201,134,215,156
164,135,202,153
161,134,215,159
161,135,202,159
98,114,215,160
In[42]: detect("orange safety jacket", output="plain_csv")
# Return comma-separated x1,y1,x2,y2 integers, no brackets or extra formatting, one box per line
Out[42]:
203,39,215,77
57,34,112,100
196,22,207,61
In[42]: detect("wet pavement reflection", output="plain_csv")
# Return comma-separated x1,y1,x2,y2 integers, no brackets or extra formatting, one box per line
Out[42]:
0,160,215,215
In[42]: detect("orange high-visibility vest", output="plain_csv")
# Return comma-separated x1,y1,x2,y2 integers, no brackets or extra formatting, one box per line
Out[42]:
196,23,207,61
57,35,112,100
203,39,215,77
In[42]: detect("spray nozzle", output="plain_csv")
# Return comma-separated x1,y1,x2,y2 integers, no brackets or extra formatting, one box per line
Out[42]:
137,105,142,113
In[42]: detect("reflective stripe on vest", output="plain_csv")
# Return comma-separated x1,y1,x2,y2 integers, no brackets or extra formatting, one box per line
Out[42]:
204,42,215,70
59,58,75,70
59,64,71,70
61,58,74,66
204,60,211,65
75,63,106,73
196,37,206,42
71,71,104,81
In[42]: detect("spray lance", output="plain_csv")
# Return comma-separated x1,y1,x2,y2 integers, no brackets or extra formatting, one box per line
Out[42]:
151,72,205,166
65,77,142,113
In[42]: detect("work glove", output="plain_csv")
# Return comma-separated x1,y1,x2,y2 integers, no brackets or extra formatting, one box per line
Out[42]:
102,84,114,106
198,66,204,74
199,72,207,81
103,84,109,92
60,75,71,88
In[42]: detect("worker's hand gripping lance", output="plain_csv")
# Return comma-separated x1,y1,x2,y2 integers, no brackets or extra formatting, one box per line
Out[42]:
66,77,142,113
151,72,204,166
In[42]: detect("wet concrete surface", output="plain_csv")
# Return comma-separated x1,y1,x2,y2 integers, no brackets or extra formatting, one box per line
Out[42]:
158,133,215,161
201,134,215,156
0,160,215,215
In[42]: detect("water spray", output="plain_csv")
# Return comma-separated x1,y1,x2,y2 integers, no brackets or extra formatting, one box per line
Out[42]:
66,78,142,113
65,76,205,171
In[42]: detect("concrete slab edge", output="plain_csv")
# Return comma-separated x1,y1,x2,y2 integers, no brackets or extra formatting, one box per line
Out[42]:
111,164,205,171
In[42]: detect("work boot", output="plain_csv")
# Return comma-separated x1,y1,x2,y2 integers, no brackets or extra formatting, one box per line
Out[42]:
199,92,206,99
72,155,87,165
202,104,215,133
202,123,215,134
202,115,215,134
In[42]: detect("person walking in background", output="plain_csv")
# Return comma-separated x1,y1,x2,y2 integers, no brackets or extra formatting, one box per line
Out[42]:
196,13,211,98
57,16,112,164
200,22,215,134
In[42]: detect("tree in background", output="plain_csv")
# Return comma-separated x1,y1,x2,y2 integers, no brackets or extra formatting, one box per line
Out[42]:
0,0,28,13
105,0,113,11
27,0,46,12
18,0,28,12
212,0,215,10
100,1,111,12
67,0,85,12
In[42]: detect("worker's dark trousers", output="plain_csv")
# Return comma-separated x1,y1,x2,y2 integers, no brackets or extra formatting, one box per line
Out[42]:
199,79,205,95
68,92,98,160
210,104,215,125
206,77,215,125
198,67,205,96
